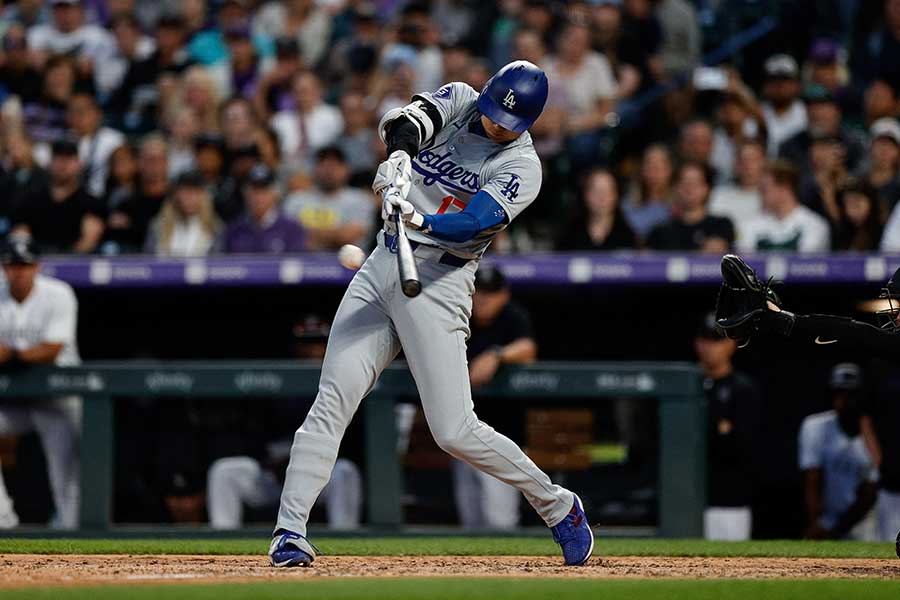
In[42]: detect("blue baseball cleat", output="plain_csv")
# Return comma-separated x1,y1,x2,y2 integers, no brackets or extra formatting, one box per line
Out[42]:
269,529,317,567
550,494,594,566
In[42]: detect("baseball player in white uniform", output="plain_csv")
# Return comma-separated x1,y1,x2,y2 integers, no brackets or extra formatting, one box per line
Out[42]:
798,363,879,540
269,61,594,568
208,454,363,531
0,236,81,529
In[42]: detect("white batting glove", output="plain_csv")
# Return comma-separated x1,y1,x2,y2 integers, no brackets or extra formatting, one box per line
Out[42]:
382,188,425,230
373,150,412,198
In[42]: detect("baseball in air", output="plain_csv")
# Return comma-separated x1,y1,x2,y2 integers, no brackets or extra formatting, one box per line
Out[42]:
338,244,366,270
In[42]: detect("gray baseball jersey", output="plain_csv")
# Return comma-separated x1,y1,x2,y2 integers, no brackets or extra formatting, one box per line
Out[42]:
399,82,542,259
273,82,574,548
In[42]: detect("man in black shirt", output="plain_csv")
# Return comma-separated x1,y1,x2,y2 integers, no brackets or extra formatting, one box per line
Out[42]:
648,162,734,252
779,85,866,178
106,14,193,128
103,134,169,253
467,266,538,388
254,37,303,120
0,132,46,238
591,0,658,98
453,265,538,530
12,139,105,253
0,26,43,104
215,143,262,222
851,0,900,88
695,312,762,540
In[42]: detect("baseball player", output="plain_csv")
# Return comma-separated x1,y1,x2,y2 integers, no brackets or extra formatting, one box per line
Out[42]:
798,363,878,541
714,254,900,358
0,235,81,529
269,61,593,567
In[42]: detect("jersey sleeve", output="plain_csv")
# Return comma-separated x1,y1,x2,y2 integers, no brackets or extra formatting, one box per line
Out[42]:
480,153,542,223
43,285,78,346
798,416,823,470
792,315,900,359
413,82,479,132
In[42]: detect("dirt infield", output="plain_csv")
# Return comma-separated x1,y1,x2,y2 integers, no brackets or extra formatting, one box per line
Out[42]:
1,554,898,588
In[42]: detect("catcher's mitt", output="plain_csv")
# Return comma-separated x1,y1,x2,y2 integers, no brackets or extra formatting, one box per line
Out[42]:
714,254,783,344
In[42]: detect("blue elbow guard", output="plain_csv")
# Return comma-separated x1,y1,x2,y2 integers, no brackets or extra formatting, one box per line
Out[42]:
422,192,508,242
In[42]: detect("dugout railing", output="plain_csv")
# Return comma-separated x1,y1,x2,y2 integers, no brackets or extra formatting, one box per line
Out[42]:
0,362,705,537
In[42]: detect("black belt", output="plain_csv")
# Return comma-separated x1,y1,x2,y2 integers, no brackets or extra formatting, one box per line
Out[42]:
383,232,472,268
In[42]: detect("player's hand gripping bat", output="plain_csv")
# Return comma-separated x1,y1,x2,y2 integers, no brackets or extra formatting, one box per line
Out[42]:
382,188,421,298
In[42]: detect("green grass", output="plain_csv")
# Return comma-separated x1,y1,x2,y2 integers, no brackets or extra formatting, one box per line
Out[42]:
2,539,897,599
2,578,899,600
0,537,894,559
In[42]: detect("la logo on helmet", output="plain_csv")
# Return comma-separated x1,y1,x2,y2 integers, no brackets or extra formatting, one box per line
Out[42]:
502,89,516,109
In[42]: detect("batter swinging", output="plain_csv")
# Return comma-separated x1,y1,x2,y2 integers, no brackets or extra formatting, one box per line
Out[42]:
269,61,594,567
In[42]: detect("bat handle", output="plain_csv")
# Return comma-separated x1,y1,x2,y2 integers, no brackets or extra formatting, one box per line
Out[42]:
395,217,422,298
382,187,422,298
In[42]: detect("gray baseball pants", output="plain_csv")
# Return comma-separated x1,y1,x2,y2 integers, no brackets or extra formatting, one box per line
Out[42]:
275,235,573,535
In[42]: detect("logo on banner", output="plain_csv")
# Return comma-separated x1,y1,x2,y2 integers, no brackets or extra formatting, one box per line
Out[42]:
234,371,284,392
509,372,559,392
145,372,195,393
48,373,105,392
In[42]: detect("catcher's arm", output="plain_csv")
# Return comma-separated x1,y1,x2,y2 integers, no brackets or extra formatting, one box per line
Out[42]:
718,287,900,360
714,254,896,357
720,283,900,358
785,312,900,359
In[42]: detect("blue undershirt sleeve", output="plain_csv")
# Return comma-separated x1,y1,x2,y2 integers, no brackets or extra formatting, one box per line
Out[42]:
420,191,509,243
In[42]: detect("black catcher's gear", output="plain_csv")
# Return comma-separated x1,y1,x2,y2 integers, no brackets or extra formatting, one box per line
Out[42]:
715,254,794,344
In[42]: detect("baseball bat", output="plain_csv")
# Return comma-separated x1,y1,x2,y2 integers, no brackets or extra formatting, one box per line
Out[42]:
394,215,422,298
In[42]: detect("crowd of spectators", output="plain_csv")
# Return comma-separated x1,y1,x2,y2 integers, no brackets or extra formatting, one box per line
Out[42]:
0,0,899,255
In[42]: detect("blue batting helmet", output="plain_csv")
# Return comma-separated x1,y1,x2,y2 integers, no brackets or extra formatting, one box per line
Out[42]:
477,61,549,134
